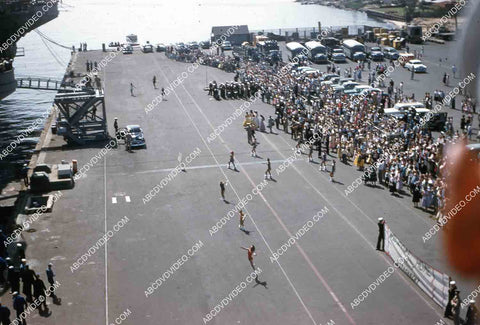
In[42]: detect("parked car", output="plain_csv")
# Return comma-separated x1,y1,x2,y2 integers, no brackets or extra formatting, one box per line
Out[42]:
342,81,360,91
199,41,210,49
344,84,371,95
339,78,355,85
321,77,340,86
188,41,199,49
320,73,340,82
405,59,427,73
331,52,346,63
124,125,146,148
156,43,166,52
142,44,154,53
221,41,232,50
383,47,399,60
426,112,447,131
122,45,133,54
369,47,384,61
312,53,329,64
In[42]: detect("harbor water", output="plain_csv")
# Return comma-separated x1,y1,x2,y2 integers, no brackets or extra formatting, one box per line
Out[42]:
0,0,391,187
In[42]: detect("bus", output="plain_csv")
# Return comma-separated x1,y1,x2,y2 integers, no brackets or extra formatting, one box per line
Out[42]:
286,42,307,61
342,39,366,61
304,41,328,63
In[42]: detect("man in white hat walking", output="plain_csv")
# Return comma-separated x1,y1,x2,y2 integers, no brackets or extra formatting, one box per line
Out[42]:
376,217,385,251
466,300,478,325
444,280,457,318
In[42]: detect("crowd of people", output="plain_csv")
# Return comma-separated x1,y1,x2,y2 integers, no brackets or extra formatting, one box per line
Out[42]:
0,231,58,324
165,46,240,73
164,44,478,225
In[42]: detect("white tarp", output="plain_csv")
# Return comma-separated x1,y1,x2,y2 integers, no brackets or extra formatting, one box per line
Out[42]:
384,225,450,308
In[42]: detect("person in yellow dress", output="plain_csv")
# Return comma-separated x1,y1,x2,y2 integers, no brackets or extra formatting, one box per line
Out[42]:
239,210,246,231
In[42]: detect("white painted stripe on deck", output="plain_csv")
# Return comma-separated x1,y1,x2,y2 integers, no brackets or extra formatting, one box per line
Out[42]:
158,66,319,325
265,124,444,319
133,158,291,175
112,197,117,204
125,196,131,203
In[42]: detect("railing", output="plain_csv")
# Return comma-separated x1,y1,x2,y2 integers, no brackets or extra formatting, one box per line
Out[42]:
16,77,63,91
16,47,25,57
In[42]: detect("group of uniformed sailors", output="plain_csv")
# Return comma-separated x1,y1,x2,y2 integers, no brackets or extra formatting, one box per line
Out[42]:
208,80,260,101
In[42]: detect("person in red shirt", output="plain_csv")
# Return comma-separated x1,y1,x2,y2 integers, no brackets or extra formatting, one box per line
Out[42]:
241,245,256,271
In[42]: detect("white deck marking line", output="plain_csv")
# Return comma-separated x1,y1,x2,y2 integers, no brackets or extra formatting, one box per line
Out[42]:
177,73,356,325
133,159,292,175
111,197,117,204
157,66,318,325
264,130,444,319
125,196,131,203
104,155,109,325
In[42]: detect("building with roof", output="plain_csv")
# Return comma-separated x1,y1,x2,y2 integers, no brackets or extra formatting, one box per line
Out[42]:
211,25,250,46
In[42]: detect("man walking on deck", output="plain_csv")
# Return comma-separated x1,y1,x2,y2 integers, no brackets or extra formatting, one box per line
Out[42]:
12,292,26,325
227,151,236,170
46,263,56,300
265,158,272,180
0,302,11,325
130,83,136,96
153,76,157,89
161,87,166,100
219,181,226,201
376,218,385,251
114,117,118,135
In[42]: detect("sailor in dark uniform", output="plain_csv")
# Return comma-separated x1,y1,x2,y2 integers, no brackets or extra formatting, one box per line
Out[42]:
465,300,478,325
444,280,457,318
376,217,385,251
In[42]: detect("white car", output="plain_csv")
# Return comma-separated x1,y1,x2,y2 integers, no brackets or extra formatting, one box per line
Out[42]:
321,77,340,86
221,41,232,50
405,59,427,73
342,81,360,90
122,45,133,54
301,68,320,75
344,84,371,95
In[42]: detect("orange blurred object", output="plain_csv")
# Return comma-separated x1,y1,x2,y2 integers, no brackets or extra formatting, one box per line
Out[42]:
444,140,480,277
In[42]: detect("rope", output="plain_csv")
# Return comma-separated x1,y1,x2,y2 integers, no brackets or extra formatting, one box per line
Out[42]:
38,31,66,67
34,29,72,50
